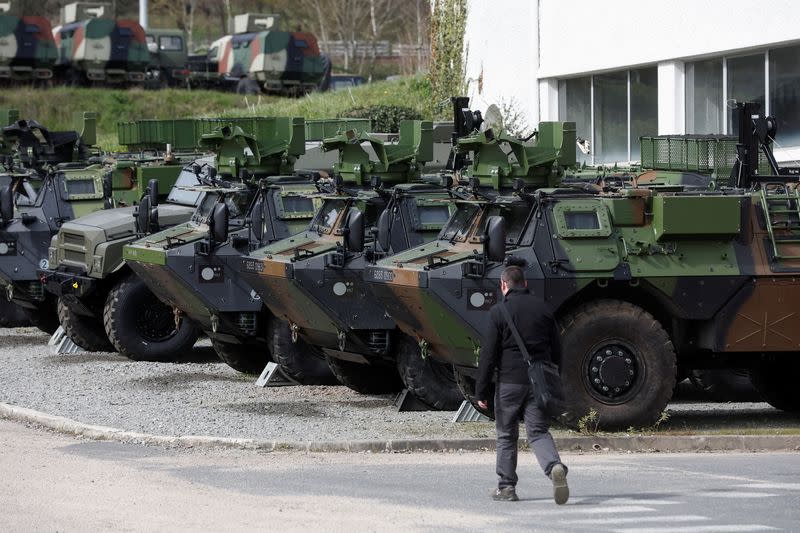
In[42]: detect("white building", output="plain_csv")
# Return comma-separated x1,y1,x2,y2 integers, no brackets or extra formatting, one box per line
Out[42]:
463,0,800,164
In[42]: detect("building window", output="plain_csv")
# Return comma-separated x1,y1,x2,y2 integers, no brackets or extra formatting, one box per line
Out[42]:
558,68,658,164
686,58,723,134
557,77,591,164
727,53,765,136
770,44,800,147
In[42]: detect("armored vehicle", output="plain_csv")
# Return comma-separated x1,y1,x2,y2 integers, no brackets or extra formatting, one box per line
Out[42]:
237,120,468,407
0,2,57,82
365,101,800,429
122,118,329,369
0,111,105,331
53,2,149,85
187,14,328,95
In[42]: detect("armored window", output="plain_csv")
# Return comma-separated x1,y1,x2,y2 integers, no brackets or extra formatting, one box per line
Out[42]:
440,203,480,242
417,205,450,228
295,39,308,49
118,27,132,37
311,199,347,234
274,194,315,220
485,203,533,244
166,167,203,206
24,24,40,33
564,211,600,230
159,35,184,51
13,180,40,207
63,178,98,198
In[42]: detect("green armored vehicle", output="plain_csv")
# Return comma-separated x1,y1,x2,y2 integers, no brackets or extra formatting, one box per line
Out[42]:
122,118,331,370
144,29,189,88
365,101,800,429
237,120,467,407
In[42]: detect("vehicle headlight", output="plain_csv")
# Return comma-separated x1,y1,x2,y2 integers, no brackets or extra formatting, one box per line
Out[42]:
0,242,9,255
48,247,57,265
92,256,102,273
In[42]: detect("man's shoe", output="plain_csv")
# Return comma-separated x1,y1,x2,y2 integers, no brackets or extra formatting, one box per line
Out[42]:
550,463,569,505
491,486,519,501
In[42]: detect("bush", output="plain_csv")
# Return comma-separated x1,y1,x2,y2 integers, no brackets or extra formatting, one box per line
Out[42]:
339,105,423,133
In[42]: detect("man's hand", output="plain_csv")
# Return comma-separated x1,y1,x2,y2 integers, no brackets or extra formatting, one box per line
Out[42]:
477,400,488,410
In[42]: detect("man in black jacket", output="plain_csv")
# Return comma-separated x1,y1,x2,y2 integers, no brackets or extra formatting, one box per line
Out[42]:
476,265,568,504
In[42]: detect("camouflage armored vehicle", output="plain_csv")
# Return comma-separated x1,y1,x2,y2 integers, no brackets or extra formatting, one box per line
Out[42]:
365,101,800,429
53,2,149,85
187,14,328,95
0,111,106,331
236,120,469,407
0,2,57,83
122,118,329,368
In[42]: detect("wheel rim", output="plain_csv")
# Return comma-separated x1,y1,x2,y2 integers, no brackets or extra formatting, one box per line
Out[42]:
135,293,177,342
582,339,643,404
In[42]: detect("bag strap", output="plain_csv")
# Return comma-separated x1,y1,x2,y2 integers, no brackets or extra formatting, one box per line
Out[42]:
499,302,534,367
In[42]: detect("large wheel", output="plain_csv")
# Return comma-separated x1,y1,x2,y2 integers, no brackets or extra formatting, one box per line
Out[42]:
395,334,462,410
750,359,800,412
103,274,200,361
453,367,494,419
325,355,403,395
559,300,676,430
57,298,113,352
269,319,337,385
689,369,762,402
211,337,269,374
0,298,31,327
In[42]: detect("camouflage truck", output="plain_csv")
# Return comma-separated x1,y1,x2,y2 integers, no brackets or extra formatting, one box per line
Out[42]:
122,118,330,368
53,2,149,85
236,120,468,407
187,14,329,95
365,101,800,429
0,2,57,83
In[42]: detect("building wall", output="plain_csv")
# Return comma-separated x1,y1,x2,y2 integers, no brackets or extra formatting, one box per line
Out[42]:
464,0,800,162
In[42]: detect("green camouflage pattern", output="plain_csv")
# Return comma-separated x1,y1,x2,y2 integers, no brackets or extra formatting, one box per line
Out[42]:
0,11,57,80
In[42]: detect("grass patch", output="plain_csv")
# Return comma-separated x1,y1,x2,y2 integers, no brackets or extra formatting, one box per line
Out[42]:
0,77,439,150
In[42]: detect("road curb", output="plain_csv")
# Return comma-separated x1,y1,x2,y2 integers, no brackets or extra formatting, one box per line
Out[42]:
3,402,800,453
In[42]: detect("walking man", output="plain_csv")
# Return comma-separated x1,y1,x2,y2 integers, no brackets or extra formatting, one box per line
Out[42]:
476,265,569,504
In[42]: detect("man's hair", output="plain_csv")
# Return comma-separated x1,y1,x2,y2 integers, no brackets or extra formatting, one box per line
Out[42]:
501,265,525,288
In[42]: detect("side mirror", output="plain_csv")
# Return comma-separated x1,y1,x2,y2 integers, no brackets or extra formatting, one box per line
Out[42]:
147,179,159,207
250,197,264,241
136,195,151,234
376,209,391,252
0,185,13,223
209,202,229,244
484,215,506,262
345,209,364,252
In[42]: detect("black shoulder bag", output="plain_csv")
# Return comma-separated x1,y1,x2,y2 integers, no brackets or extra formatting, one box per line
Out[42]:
499,303,566,418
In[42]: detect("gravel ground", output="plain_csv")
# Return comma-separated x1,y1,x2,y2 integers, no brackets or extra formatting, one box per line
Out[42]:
1,327,797,441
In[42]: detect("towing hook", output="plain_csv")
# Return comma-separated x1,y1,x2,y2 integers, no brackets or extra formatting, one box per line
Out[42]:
290,322,299,343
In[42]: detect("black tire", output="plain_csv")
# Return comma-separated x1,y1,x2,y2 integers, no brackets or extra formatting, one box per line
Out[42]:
26,300,60,335
325,355,404,394
211,337,269,374
395,335,463,410
236,76,261,95
57,298,113,352
750,359,800,412
0,298,31,327
689,369,762,402
103,274,200,361
269,318,338,385
453,367,494,418
559,300,676,430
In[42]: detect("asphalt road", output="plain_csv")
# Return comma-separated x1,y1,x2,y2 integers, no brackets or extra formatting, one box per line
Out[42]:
2,419,798,532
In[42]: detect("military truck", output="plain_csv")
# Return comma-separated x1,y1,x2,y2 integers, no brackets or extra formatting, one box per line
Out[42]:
236,120,468,407
0,1,57,83
53,2,150,85
365,101,800,429
144,28,190,88
186,14,329,95
122,118,331,369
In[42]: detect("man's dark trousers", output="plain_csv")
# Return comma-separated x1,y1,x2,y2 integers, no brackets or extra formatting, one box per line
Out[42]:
495,381,562,488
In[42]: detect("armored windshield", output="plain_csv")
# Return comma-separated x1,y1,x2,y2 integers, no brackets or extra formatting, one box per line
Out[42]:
440,203,481,242
193,189,251,222
310,198,347,234
8,178,41,207
166,167,204,206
